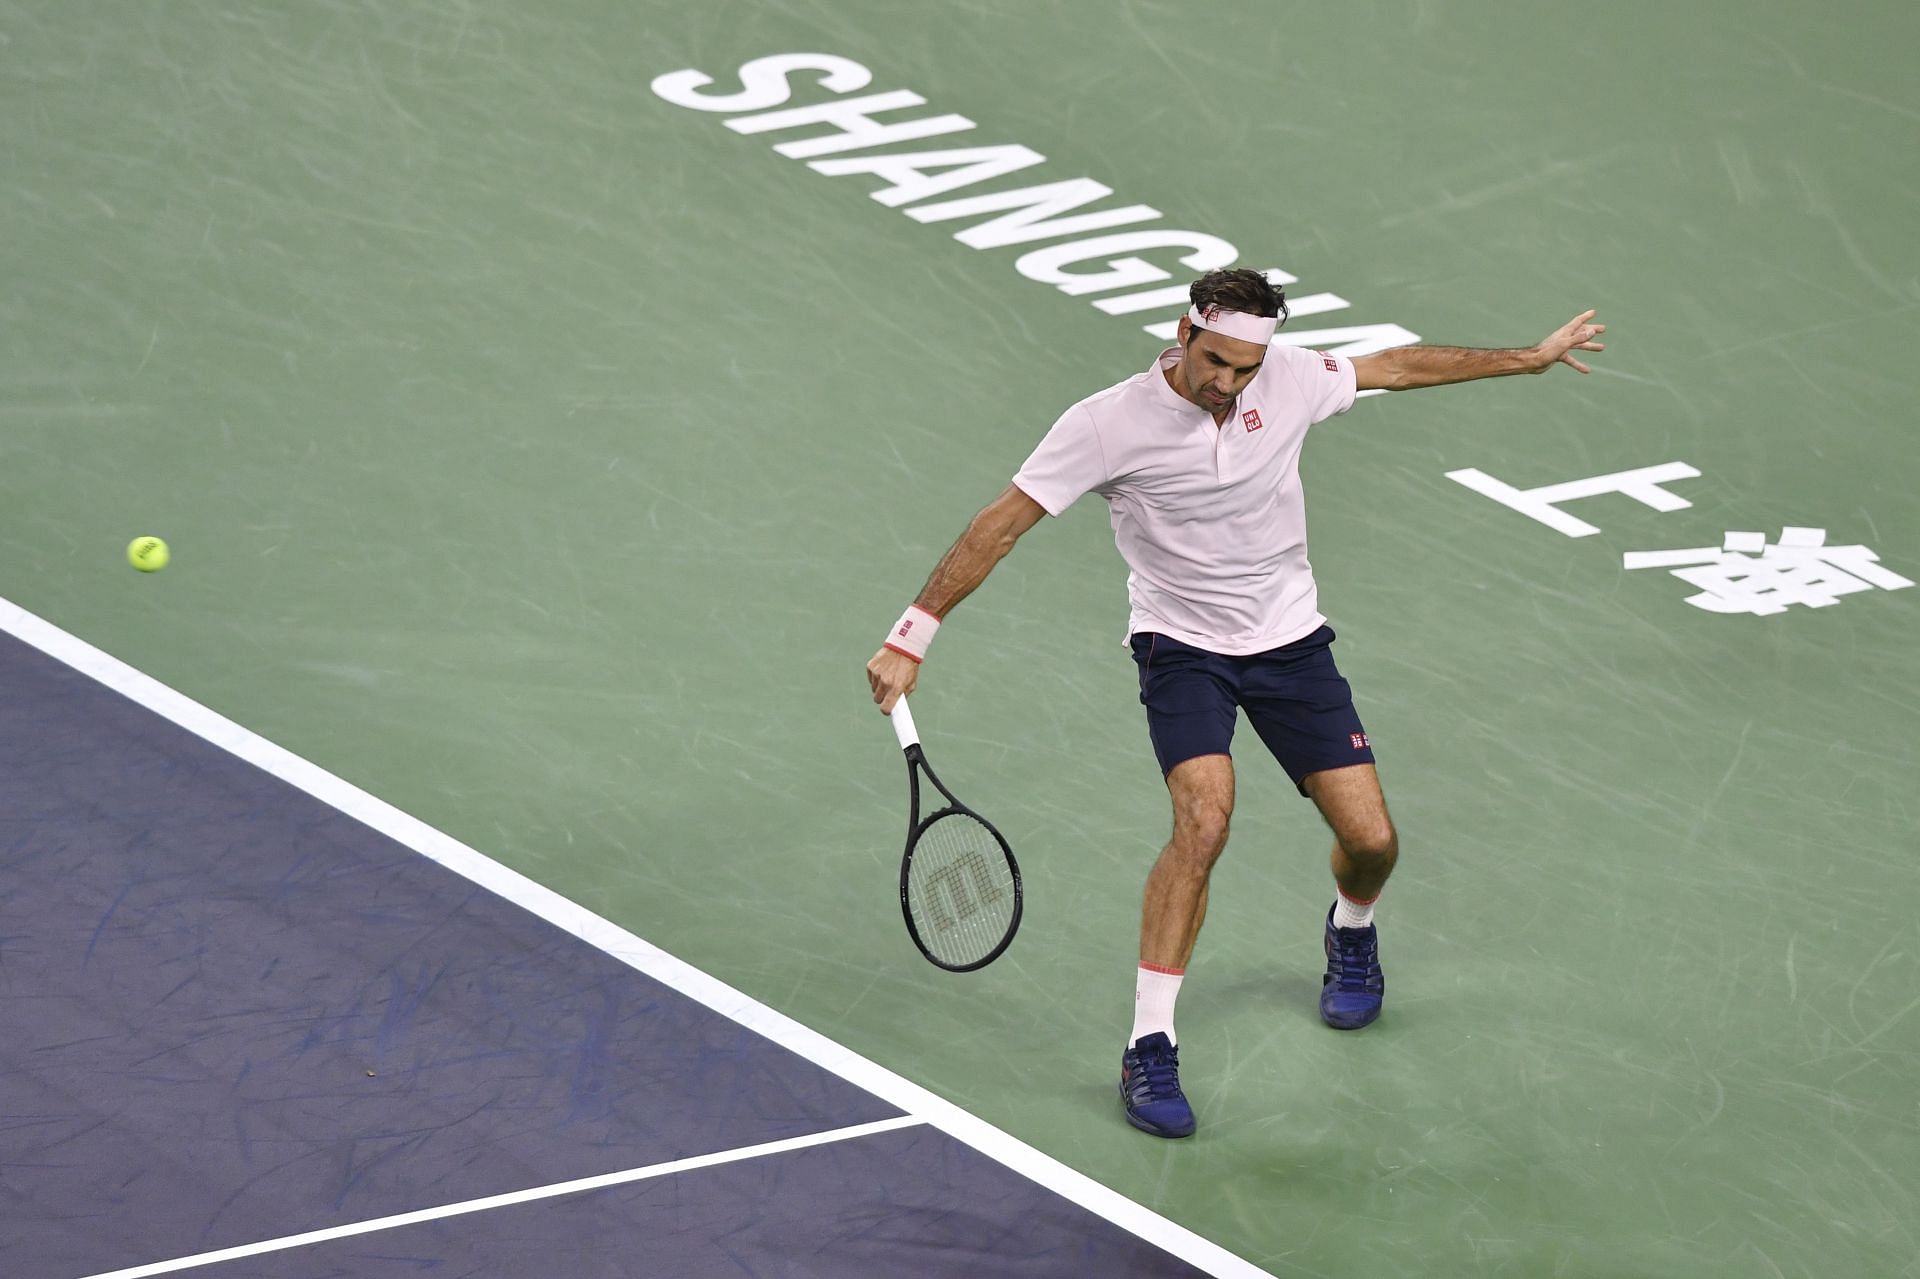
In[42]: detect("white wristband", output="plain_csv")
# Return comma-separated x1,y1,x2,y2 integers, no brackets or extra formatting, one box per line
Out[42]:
884,605,941,663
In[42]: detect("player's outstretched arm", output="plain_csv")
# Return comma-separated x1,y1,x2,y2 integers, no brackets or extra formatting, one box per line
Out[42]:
1352,310,1606,391
867,484,1048,714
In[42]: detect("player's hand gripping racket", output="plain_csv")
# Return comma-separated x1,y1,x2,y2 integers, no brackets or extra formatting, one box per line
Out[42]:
889,697,1022,971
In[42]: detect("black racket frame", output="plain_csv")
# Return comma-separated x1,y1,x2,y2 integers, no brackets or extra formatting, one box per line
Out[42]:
898,742,1024,972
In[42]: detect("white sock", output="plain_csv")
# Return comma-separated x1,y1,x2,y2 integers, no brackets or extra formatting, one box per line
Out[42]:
1131,963,1185,1046
1333,890,1377,930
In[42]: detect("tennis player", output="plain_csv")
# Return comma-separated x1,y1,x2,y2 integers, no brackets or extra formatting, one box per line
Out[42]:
866,268,1604,1138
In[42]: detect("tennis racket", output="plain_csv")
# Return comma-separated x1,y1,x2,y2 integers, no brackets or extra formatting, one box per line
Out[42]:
889,696,1022,971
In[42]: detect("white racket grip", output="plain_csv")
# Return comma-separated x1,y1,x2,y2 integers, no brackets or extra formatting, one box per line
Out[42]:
889,696,921,751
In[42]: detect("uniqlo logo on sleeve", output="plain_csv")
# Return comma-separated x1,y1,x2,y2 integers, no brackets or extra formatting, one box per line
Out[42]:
1242,409,1263,432
1350,732,1370,750
1322,356,1339,373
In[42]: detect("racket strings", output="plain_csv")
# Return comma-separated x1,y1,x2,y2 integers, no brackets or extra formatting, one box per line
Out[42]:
905,811,1016,967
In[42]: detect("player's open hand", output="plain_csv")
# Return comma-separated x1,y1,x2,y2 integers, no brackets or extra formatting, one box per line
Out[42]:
1532,310,1607,374
867,647,919,714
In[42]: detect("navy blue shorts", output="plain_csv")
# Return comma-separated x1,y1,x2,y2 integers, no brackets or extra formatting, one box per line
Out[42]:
1130,626,1375,794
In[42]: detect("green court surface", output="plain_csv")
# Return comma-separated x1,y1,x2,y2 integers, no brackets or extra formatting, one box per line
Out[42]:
6,2,1918,1275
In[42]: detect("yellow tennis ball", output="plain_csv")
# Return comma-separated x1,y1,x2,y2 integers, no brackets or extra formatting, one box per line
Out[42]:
128,536,170,572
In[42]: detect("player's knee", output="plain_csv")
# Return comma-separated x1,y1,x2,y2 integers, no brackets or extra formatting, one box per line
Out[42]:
1343,822,1398,869
1173,804,1232,861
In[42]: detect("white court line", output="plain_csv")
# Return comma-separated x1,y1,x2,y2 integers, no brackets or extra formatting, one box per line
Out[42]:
77,1117,925,1279
1,594,1275,1279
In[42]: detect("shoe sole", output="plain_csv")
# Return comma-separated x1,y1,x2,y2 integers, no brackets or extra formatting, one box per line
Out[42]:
1124,1110,1196,1138
1321,1014,1380,1030
1320,1003,1381,1030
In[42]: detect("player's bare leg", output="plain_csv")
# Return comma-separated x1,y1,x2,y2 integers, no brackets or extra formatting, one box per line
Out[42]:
1141,753,1235,970
1304,763,1397,1028
1120,752,1232,1139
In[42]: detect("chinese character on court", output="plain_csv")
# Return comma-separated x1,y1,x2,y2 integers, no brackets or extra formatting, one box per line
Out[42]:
1623,527,1914,615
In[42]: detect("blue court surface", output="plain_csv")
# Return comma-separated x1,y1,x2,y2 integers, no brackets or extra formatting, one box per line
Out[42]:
0,607,1251,1278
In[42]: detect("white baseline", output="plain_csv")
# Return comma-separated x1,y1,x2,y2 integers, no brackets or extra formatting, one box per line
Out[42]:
77,1118,923,1279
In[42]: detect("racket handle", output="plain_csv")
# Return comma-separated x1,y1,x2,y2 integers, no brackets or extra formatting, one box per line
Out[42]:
889,695,921,751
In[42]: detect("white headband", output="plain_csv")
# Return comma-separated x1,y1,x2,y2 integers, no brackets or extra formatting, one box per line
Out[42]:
1187,304,1278,346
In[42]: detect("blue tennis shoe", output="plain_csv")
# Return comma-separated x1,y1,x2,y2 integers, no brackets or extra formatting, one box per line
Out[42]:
1119,1031,1195,1138
1320,906,1384,1029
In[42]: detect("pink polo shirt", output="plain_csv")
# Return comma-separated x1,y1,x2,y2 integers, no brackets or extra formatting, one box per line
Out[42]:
1012,343,1357,655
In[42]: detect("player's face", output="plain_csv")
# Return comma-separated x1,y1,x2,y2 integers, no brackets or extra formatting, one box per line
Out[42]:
1176,322,1267,414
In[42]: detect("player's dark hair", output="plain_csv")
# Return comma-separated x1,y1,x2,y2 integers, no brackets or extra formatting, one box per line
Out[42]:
1185,269,1289,342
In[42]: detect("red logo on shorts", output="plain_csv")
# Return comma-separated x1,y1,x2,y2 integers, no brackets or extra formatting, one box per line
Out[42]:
1322,356,1340,373
1242,409,1263,432
1350,732,1370,750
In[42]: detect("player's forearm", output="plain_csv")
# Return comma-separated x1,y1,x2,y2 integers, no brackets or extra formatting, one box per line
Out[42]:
914,508,1022,618
1355,344,1544,391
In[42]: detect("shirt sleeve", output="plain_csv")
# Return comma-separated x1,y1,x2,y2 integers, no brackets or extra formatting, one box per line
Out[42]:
1011,403,1110,516
1264,342,1359,424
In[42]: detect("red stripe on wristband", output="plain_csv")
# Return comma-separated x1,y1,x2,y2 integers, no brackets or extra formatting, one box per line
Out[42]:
882,642,923,664
1138,962,1186,976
